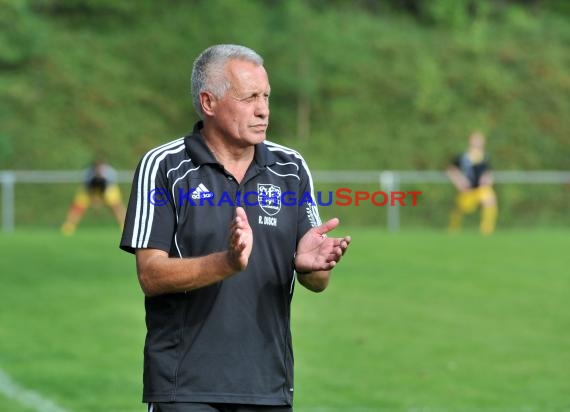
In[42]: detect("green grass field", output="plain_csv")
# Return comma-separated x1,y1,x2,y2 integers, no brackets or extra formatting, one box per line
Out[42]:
0,228,569,412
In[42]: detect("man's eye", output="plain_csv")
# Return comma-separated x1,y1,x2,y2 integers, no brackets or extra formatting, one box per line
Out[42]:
242,96,255,103
240,94,269,103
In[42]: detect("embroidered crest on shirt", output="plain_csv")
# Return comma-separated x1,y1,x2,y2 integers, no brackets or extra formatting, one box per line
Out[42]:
257,184,282,216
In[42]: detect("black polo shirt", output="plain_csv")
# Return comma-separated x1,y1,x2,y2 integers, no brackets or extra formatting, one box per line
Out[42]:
453,153,491,188
120,122,321,405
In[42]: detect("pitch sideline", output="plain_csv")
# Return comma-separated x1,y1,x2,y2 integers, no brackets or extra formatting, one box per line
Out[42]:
0,368,69,412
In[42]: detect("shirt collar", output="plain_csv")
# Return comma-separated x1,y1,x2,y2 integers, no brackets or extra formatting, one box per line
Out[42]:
185,121,276,167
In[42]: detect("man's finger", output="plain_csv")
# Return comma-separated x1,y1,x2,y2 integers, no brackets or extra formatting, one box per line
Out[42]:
340,236,351,253
341,237,351,253
315,217,340,236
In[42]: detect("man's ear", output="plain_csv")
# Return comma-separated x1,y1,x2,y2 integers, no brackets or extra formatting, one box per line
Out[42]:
200,92,216,116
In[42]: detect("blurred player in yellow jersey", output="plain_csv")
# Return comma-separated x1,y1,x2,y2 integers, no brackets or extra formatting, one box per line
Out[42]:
61,161,126,235
446,131,498,235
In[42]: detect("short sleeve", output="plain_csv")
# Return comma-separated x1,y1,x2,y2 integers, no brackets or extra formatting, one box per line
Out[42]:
120,157,176,254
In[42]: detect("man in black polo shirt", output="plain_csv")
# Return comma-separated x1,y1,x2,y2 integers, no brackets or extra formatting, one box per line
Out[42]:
120,44,351,412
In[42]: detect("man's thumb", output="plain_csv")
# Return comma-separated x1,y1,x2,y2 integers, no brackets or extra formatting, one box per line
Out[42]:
316,217,339,236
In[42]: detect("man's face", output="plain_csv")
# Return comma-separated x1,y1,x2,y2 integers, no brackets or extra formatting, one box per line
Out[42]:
209,59,270,147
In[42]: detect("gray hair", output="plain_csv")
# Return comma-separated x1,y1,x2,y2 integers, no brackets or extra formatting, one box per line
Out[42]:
191,44,264,119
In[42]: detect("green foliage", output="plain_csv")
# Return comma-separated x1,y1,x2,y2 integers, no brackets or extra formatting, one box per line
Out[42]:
0,134,13,164
423,0,474,27
0,0,41,68
1,0,569,226
31,0,148,23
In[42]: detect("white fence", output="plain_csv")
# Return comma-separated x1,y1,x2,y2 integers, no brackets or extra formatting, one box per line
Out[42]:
1,170,569,233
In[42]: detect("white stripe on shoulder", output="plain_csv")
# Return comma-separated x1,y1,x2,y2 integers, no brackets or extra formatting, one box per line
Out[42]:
167,158,192,178
264,140,303,158
141,144,186,248
276,161,299,170
266,166,300,180
131,138,185,248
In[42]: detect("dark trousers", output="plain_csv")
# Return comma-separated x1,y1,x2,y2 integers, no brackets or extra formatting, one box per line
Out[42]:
148,403,293,412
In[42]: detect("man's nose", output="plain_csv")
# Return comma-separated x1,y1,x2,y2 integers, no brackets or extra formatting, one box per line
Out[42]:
255,98,269,118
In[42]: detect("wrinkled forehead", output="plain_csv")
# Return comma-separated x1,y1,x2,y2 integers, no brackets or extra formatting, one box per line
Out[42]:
226,59,270,92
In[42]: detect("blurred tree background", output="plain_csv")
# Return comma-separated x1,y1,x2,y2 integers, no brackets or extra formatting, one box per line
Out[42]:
0,0,568,228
